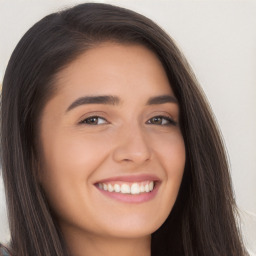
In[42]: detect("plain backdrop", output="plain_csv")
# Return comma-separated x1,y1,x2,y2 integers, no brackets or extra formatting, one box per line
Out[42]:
0,0,255,253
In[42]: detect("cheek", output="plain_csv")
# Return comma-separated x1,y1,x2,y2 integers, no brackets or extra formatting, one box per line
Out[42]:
41,129,110,174
152,130,186,173
39,131,110,214
151,130,185,208
163,132,185,192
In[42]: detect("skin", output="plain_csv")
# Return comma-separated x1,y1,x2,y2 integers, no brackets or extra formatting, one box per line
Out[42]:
39,42,186,256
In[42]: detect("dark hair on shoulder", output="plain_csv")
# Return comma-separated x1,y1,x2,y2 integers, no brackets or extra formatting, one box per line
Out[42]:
0,3,248,256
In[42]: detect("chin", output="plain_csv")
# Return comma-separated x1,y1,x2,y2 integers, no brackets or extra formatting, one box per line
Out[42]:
101,220,163,239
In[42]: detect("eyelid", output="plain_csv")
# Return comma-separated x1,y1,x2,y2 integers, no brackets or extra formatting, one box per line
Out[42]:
78,115,109,125
146,115,177,126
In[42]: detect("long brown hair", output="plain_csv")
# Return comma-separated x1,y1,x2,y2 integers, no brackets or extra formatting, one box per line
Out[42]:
0,3,248,256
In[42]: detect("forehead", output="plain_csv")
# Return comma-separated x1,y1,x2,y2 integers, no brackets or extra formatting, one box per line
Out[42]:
52,42,174,105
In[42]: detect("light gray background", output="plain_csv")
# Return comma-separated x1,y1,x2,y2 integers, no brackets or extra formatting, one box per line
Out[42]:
0,0,255,253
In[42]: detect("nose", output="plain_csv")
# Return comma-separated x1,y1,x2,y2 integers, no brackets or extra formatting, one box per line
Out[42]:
112,124,152,165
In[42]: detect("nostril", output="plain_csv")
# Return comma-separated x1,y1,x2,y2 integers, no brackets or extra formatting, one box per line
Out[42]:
123,159,131,161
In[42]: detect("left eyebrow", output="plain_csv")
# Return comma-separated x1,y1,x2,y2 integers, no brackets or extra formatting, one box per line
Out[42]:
66,95,120,112
146,95,178,105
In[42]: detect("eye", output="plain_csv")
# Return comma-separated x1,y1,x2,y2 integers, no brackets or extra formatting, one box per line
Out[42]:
79,116,108,125
147,115,177,126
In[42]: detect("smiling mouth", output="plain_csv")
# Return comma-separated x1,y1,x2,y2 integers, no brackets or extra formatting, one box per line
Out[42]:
96,181,156,195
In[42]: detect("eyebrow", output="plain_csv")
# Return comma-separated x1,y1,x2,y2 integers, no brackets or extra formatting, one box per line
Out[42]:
146,95,178,105
66,94,178,112
66,95,120,112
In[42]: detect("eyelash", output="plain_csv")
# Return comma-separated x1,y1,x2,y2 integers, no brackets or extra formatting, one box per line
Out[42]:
79,115,177,126
147,115,177,126
79,116,108,125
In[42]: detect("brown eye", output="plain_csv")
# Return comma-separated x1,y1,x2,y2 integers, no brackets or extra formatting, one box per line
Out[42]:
80,116,108,125
147,116,177,126
151,117,163,125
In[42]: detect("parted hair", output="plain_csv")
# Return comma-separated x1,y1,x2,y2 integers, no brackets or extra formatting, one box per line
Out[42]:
0,3,248,256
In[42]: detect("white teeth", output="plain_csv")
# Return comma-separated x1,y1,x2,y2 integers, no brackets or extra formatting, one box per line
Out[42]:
131,183,140,194
108,184,114,192
121,184,130,194
149,181,154,191
98,181,155,194
114,184,121,192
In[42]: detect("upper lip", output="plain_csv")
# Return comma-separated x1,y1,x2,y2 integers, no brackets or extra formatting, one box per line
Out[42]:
95,174,161,184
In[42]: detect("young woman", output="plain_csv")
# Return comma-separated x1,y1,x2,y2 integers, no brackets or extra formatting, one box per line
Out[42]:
0,3,248,256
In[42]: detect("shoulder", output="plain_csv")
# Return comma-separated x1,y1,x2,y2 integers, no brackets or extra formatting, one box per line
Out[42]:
0,245,10,256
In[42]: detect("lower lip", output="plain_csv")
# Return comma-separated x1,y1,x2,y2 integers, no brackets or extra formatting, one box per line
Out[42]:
95,182,160,204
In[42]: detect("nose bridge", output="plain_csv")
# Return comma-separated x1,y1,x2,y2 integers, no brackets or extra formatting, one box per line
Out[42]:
112,121,151,164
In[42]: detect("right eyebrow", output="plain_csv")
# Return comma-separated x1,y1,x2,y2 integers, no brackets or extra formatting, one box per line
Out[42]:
146,95,178,105
66,95,121,113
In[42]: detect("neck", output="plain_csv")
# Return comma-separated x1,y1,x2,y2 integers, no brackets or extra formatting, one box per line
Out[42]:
64,229,151,256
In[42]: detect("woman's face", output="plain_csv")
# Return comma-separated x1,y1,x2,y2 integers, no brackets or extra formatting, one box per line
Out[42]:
39,42,185,240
